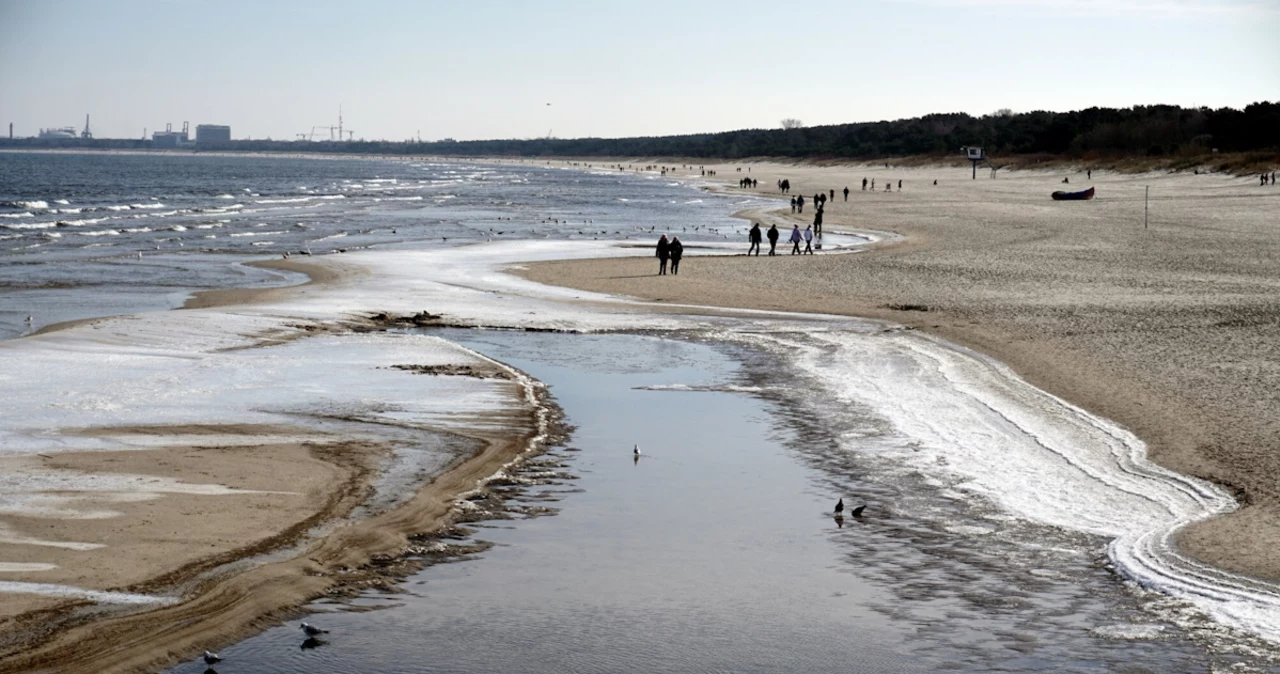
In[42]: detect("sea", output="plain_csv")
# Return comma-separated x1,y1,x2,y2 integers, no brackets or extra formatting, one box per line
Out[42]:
3,151,1280,673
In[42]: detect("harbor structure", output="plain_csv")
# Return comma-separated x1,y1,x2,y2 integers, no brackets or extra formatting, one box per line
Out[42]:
152,122,190,148
195,124,231,143
38,127,78,139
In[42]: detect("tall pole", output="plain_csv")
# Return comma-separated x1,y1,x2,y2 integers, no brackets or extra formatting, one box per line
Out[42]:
1144,186,1149,229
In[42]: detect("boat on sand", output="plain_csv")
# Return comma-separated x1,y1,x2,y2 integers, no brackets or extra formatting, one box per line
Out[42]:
1051,186,1095,201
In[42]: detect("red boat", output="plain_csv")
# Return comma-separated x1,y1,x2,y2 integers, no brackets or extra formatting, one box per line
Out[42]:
1051,186,1095,201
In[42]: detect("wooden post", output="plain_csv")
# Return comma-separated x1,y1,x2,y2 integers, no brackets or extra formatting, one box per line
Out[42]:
1144,186,1149,229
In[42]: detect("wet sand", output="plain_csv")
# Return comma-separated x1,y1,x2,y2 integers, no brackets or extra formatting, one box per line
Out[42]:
521,160,1280,583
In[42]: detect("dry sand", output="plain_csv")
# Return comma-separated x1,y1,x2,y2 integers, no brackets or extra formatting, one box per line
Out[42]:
522,159,1280,582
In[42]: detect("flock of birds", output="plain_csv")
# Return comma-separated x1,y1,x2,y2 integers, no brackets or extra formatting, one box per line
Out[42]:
635,445,868,521
199,622,329,670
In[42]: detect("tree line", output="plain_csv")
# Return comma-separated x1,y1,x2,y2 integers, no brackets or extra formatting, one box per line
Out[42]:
4,102,1275,160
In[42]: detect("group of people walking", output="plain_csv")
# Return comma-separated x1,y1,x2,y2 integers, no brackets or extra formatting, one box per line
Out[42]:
748,222,815,256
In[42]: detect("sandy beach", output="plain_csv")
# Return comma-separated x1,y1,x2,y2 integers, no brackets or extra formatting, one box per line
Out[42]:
521,159,1280,582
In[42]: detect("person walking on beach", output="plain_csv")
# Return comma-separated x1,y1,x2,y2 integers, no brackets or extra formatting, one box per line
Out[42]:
655,234,670,275
813,207,823,236
862,178,868,191
669,236,684,275
748,223,762,256
843,186,849,201
797,195,805,214
789,225,802,255
790,196,797,213
803,225,814,254
829,189,835,201
898,179,902,190
767,224,779,255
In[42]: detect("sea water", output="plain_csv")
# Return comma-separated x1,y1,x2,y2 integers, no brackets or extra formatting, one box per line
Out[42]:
0,152,776,339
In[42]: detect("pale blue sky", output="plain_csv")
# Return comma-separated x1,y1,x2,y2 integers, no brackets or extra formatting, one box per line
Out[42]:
1,0,1276,141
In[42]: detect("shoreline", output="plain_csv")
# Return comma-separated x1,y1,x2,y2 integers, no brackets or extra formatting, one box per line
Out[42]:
518,158,1280,584
0,257,554,674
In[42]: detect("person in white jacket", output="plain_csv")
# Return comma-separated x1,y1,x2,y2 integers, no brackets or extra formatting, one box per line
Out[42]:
803,225,814,255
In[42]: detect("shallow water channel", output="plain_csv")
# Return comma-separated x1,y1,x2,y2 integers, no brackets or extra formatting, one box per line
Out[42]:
168,330,1259,674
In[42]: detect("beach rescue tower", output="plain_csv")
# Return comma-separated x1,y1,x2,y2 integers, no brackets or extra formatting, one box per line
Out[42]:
962,146,985,179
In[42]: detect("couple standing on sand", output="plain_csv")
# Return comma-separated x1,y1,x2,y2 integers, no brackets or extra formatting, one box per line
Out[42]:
656,234,683,275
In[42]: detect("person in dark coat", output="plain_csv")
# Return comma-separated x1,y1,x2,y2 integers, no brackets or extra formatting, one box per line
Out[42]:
790,196,796,213
813,207,823,236
766,224,779,256
669,236,684,274
748,223,762,256
843,186,849,201
796,194,805,214
655,234,670,275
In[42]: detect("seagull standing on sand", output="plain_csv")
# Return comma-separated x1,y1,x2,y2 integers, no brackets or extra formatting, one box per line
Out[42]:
301,622,330,637
202,650,222,665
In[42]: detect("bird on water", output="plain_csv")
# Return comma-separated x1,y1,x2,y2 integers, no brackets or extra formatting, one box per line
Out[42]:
850,505,866,518
633,444,640,457
834,498,844,515
202,650,222,665
301,622,330,637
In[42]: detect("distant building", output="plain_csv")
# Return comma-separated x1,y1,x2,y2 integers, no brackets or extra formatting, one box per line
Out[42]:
39,127,78,139
196,124,231,144
152,122,190,148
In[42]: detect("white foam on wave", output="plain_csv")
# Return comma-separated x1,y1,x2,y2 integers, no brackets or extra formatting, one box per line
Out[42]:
2,221,55,230
230,230,285,237
0,212,35,219
255,197,313,204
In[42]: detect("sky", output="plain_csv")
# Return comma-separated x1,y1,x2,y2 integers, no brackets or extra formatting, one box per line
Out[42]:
1,0,1277,142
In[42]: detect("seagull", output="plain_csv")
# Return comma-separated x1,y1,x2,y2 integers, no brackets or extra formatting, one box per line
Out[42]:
301,622,329,637
202,650,222,665
633,444,640,457
25,315,33,324
834,498,844,515
850,505,866,518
